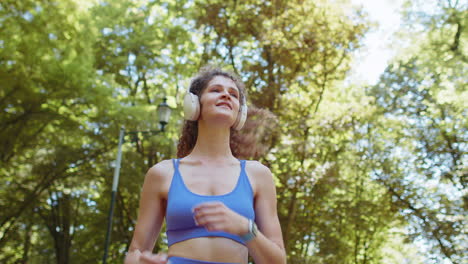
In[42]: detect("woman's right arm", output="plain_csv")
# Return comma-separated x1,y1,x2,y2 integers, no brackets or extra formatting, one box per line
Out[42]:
124,161,171,264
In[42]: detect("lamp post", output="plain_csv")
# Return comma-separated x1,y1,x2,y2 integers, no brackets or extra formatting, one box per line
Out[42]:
103,98,171,264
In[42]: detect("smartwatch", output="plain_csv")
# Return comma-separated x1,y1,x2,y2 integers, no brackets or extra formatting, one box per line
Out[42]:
240,219,258,242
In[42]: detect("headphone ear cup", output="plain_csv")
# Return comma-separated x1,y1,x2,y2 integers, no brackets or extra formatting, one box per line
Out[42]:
184,92,200,121
233,104,248,131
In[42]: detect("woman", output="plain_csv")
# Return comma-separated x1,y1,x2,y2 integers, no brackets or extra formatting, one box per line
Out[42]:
125,67,286,264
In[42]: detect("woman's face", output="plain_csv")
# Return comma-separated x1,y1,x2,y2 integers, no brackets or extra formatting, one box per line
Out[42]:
199,75,241,127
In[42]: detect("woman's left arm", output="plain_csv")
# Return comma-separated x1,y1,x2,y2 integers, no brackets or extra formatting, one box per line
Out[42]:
246,161,286,264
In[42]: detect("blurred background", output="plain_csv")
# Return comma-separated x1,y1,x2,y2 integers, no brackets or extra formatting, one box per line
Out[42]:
0,0,466,263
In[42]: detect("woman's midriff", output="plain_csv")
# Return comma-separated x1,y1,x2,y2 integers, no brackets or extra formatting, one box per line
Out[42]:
168,237,248,264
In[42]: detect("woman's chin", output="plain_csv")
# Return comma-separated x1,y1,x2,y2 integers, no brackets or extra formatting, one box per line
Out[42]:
200,115,236,128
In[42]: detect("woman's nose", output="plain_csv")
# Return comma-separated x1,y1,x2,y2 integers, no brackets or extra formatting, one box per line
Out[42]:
220,90,231,99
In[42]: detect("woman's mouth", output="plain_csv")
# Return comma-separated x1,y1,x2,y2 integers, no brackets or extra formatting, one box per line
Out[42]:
216,102,232,110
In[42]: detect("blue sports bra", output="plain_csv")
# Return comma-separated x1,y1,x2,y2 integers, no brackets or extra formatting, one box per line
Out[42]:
165,159,255,246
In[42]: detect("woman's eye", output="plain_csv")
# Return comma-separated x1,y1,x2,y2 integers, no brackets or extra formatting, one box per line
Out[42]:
231,93,238,98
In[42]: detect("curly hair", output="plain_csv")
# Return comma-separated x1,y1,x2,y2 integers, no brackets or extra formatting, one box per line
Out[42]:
176,66,278,159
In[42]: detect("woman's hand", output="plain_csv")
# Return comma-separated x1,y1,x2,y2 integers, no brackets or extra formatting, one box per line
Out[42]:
125,249,168,264
193,201,249,236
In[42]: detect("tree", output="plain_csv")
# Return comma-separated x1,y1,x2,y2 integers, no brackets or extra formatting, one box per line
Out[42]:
366,1,467,262
0,1,114,262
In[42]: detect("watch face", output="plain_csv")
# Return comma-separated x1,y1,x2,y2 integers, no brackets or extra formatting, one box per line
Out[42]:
252,222,258,236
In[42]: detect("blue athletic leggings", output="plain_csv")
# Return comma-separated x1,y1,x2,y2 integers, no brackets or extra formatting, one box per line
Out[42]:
168,256,239,264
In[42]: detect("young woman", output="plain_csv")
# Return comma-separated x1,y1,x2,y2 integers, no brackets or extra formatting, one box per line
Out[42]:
124,67,286,264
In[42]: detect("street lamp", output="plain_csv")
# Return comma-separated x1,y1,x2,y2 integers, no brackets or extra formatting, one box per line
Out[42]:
158,97,171,131
103,98,172,264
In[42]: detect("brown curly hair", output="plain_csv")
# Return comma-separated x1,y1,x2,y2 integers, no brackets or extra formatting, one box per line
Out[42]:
176,66,279,159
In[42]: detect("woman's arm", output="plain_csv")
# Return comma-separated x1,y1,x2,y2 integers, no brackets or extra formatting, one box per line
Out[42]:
245,161,286,264
124,160,171,264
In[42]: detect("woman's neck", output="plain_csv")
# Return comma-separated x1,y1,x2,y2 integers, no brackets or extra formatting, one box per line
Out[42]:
189,122,235,162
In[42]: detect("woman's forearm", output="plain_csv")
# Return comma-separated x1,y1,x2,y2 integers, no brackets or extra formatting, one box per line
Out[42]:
246,232,287,264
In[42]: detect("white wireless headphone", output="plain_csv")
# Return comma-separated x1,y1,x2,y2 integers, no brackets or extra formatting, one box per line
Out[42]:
183,86,248,130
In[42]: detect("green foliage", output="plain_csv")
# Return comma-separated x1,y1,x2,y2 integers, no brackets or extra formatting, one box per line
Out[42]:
365,2,467,263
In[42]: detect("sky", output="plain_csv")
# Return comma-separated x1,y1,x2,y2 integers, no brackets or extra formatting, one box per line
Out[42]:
349,0,406,85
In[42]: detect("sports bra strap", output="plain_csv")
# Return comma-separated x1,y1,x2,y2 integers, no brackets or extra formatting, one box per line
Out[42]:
240,159,246,171
172,158,180,171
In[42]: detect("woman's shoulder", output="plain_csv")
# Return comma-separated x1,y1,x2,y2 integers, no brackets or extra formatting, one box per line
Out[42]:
244,160,276,197
244,160,273,181
145,159,175,182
